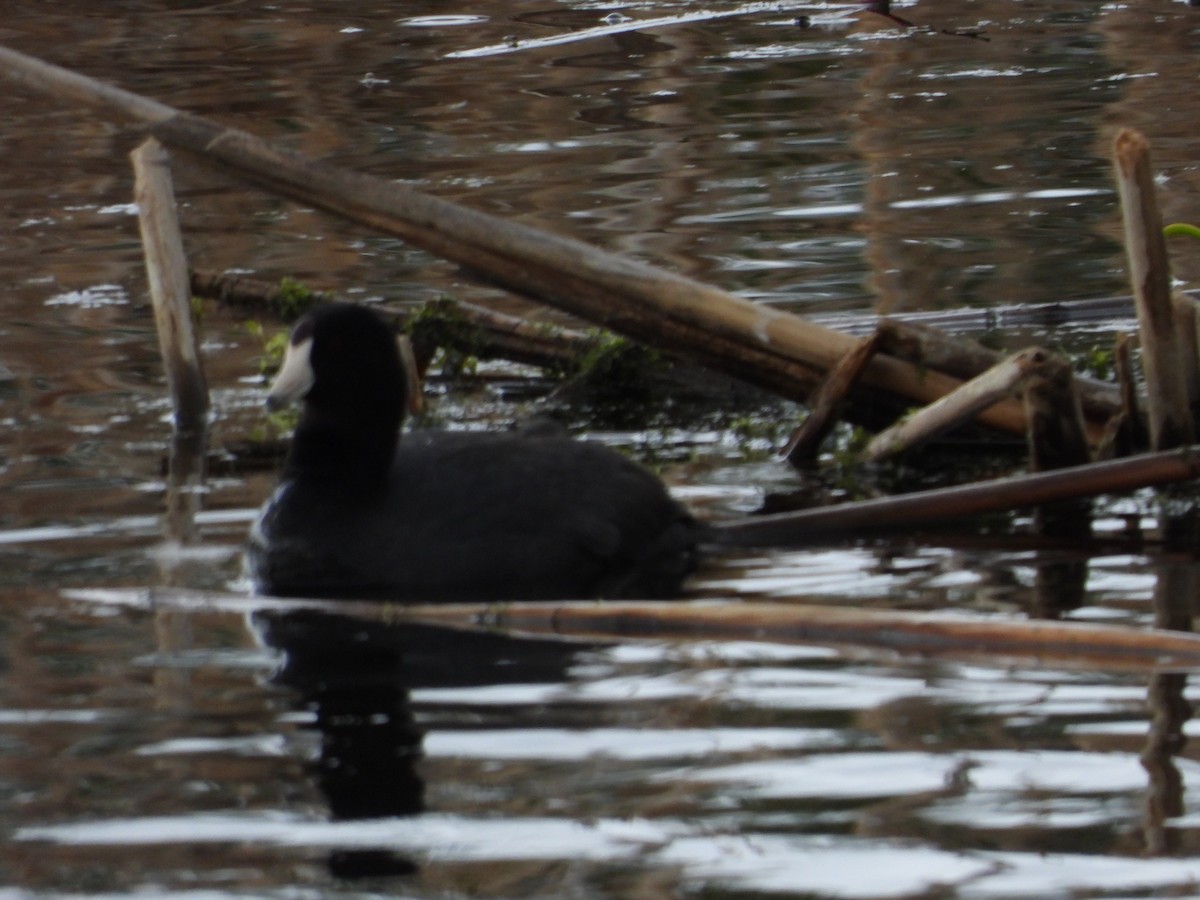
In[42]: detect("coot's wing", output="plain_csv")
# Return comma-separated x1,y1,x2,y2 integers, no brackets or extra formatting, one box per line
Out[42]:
378,432,699,599
249,430,699,602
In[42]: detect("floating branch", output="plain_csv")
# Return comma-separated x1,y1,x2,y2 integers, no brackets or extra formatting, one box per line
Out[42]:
397,600,1200,671
191,269,593,374
875,317,1119,440
85,587,1200,673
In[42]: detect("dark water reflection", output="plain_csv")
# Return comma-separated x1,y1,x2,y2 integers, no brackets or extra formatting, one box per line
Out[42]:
258,611,588,881
5,0,1200,896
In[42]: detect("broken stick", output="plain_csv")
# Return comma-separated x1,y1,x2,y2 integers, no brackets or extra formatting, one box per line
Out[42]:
781,332,880,468
131,138,208,435
862,348,1052,462
1114,128,1194,449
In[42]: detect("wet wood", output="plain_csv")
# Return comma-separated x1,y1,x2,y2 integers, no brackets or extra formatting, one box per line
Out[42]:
863,348,1050,462
781,332,880,468
190,268,592,374
149,115,1000,425
111,587,1200,672
409,300,591,376
1108,331,1144,457
1173,291,1200,416
715,445,1200,545
875,318,1004,382
1022,353,1091,471
189,269,337,311
397,600,1200,671
1114,128,1194,449
0,43,1045,437
876,318,1119,442
131,138,209,435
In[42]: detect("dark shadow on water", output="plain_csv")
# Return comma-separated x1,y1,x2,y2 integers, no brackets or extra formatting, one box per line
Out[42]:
254,609,591,881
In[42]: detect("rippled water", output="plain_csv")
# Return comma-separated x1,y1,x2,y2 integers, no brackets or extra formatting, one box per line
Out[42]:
5,2,1200,897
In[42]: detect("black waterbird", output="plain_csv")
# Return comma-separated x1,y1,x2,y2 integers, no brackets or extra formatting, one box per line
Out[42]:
247,303,709,601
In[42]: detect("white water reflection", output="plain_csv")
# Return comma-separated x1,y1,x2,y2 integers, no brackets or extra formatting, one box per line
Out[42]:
424,726,842,760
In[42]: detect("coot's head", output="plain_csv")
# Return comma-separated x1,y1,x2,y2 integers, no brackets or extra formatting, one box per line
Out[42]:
266,302,411,476
268,304,406,422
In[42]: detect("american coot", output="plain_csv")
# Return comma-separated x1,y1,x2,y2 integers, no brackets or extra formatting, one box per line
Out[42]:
247,303,709,601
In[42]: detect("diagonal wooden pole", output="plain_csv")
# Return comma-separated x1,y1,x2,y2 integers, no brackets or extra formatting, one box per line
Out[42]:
715,444,1200,545
0,43,1103,438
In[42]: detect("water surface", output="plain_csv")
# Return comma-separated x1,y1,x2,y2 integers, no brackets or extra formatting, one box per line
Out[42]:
4,2,1200,897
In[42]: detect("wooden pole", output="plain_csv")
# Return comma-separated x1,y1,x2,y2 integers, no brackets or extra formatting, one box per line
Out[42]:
1113,128,1194,449
0,43,1041,436
877,317,1119,436
714,445,1200,545
1022,352,1091,472
118,587,1200,672
131,138,209,435
862,348,1048,462
401,599,1200,671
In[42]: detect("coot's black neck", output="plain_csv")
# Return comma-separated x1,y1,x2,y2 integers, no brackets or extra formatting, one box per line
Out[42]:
284,406,401,490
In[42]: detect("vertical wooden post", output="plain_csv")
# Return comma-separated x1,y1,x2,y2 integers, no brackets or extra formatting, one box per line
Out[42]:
1172,291,1200,417
1021,354,1091,472
131,137,209,435
1113,128,1194,450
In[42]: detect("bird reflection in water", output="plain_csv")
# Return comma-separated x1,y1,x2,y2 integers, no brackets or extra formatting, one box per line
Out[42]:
254,609,588,880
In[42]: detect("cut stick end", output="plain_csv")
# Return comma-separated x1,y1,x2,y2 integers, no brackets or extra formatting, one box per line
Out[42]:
1113,127,1150,170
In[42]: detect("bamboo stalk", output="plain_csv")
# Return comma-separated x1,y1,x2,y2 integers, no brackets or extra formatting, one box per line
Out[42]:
714,444,1200,545
1114,128,1194,449
876,317,1005,382
79,588,1200,672
131,138,209,434
406,600,1200,670
863,348,1049,462
116,588,1200,672
876,318,1119,435
153,113,989,419
0,44,1039,436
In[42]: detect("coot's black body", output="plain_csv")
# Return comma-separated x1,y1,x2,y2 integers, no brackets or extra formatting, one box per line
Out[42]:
247,304,704,602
